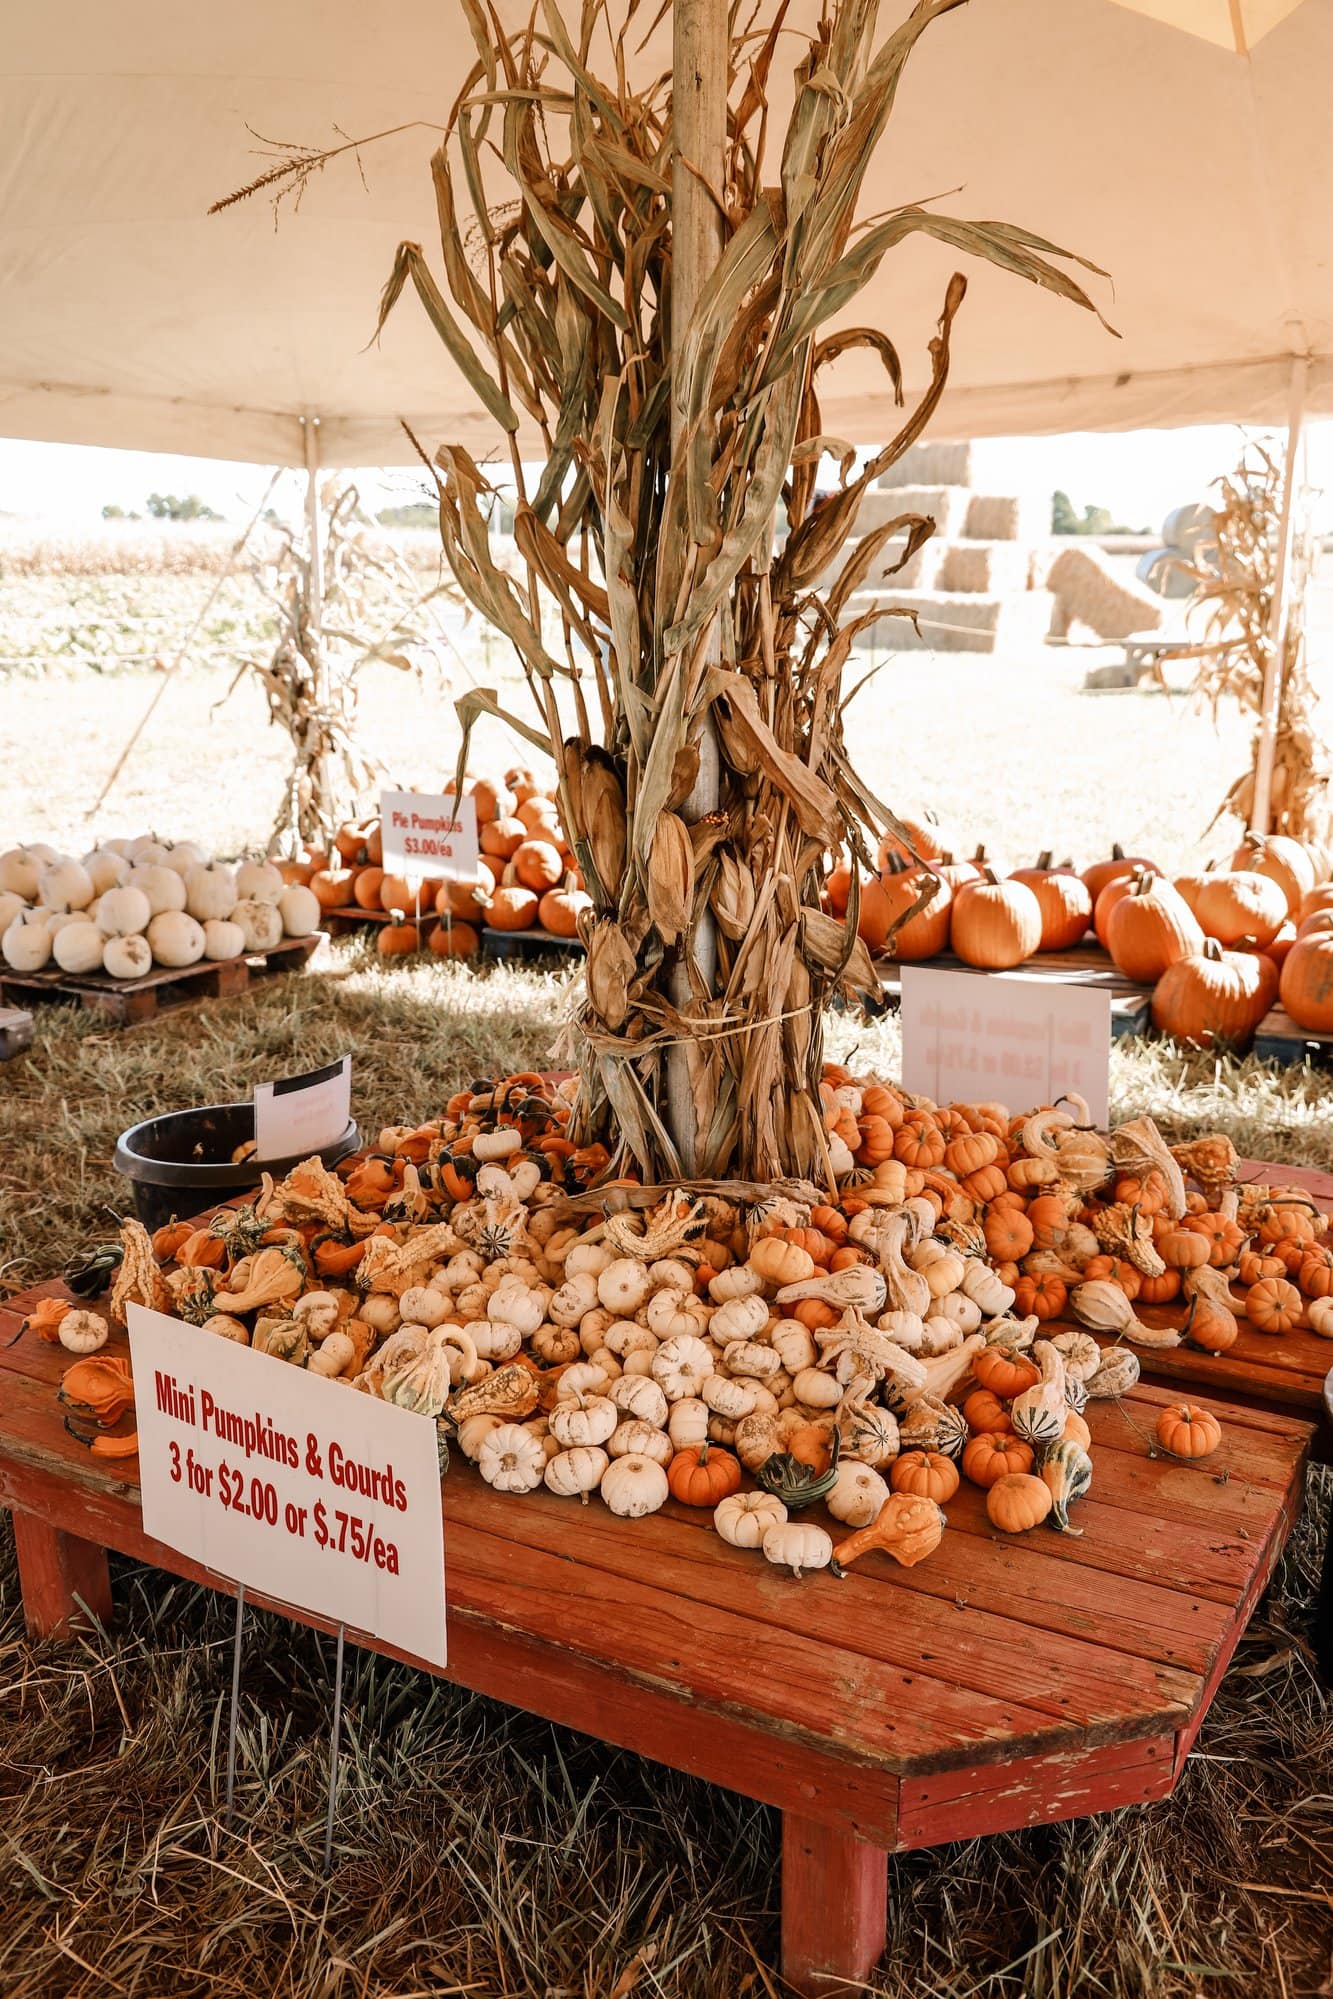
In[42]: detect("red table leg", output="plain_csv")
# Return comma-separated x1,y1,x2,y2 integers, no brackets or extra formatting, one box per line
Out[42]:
11,1508,112,1639
781,1810,888,1997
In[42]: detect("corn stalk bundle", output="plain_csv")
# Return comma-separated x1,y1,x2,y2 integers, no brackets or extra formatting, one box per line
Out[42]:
1182,444,1331,847
236,0,1106,1178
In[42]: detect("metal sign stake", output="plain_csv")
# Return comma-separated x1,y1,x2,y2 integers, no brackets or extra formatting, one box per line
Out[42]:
224,1582,246,1829
323,1622,346,1878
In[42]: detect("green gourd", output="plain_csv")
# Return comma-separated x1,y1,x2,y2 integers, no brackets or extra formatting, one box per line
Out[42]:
1039,1438,1093,1534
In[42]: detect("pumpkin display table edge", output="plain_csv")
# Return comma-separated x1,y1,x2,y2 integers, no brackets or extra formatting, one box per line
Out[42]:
0,1278,1313,1999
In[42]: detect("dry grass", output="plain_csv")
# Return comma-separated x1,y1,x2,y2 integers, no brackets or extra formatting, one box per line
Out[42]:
1,945,1330,1996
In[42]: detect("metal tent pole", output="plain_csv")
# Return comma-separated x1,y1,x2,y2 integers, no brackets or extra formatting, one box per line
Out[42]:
1250,354,1308,834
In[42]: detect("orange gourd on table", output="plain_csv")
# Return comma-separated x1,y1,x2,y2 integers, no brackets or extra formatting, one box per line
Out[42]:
487,886,540,931
1155,1403,1222,1458
1151,939,1278,1049
667,1443,742,1506
890,1451,960,1503
1080,1253,1142,1298
986,1472,1053,1532
538,887,590,937
1231,831,1316,916
984,1208,1034,1262
972,1346,1040,1399
962,1388,1013,1436
1245,1276,1303,1333
1105,873,1203,982
961,1432,1034,1487
1082,842,1158,902
1237,1247,1286,1287
1180,1212,1245,1268
1012,1273,1067,1321
860,856,953,961
1135,1268,1180,1305
893,1117,945,1169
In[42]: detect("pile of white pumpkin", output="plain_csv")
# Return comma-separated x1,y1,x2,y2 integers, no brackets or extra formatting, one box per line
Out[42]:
0,837,321,981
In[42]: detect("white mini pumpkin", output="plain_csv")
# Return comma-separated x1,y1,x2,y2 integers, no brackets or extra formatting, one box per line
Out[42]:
0,891,25,935
607,1418,673,1465
543,1445,609,1501
147,910,206,968
184,861,238,923
825,1462,890,1527
82,849,131,896
607,1374,668,1428
548,1393,618,1448
162,841,207,876
129,863,187,915
103,933,153,979
202,918,246,961
713,1489,787,1550
667,1397,710,1450
709,1294,769,1344
95,884,151,938
597,1257,652,1315
600,1453,669,1518
235,859,285,904
52,919,105,975
129,838,172,866
761,1521,834,1578
278,884,321,937
231,899,283,952
0,847,43,900
38,860,95,912
651,1333,713,1401
2,910,54,972
478,1422,546,1493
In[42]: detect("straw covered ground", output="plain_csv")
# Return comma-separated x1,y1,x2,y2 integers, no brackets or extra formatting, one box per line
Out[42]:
1,940,1331,1997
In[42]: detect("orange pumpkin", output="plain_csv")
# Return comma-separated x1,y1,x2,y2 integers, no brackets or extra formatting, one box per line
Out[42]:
377,921,425,957
972,1346,1040,1399
1151,939,1278,1049
310,866,357,910
1026,1193,1073,1250
1012,1273,1067,1321
961,1431,1034,1488
950,872,1042,969
1295,1246,1333,1298
353,865,387,910
480,815,527,861
1112,1170,1170,1216
860,1084,904,1128
487,886,540,931
859,857,953,961
438,865,495,920
984,1208,1034,1262
1009,854,1092,952
1157,1226,1211,1271
855,1114,898,1166
1237,1246,1286,1287
1278,931,1333,1031
893,1116,945,1170
1155,1403,1222,1458
1180,1212,1245,1268
538,887,591,937
667,1442,742,1506
1245,1276,1303,1333
962,1388,1013,1436
1135,1268,1181,1306
1195,870,1287,949
512,838,563,892
1082,842,1158,903
429,920,481,959
1231,830,1316,916
1079,1253,1143,1299
889,1451,960,1503
1105,872,1203,983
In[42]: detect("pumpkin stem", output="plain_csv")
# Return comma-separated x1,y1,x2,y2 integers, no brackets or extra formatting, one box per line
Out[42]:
1036,849,1053,870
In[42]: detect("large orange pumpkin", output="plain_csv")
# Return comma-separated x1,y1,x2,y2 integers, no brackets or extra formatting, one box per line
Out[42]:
310,867,356,910
861,856,952,960
487,886,540,931
538,887,591,938
513,838,563,892
429,920,480,959
1278,931,1333,1030
1151,938,1278,1048
1195,870,1287,950
1009,854,1092,951
1105,873,1203,982
950,872,1041,969
1082,842,1158,902
437,862,496,920
480,815,527,861
352,866,387,910
1231,831,1315,916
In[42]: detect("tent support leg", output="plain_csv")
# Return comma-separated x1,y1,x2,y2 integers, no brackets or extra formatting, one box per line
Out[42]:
1250,354,1307,835
302,414,332,830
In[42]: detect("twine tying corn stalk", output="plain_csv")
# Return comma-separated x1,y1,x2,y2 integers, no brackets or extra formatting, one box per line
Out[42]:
221,0,1109,1180
1178,443,1332,848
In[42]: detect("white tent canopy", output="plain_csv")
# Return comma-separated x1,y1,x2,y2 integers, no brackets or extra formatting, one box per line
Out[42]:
2,0,1330,467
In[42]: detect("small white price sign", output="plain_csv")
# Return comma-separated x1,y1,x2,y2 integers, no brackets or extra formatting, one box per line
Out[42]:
380,789,479,883
900,967,1111,1126
253,1054,351,1162
129,1305,447,1667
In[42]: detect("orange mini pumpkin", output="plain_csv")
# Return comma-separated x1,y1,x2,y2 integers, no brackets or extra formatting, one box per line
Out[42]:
961,1432,1034,1488
962,1388,1013,1436
1079,1254,1143,1300
1012,1273,1067,1321
487,886,540,932
984,1208,1034,1263
889,1451,960,1504
1245,1276,1303,1333
972,1346,1040,1399
1155,1403,1222,1458
667,1442,742,1506
1180,1212,1245,1268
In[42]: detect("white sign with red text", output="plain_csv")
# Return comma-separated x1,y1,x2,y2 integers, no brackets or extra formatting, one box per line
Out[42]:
380,789,479,884
899,967,1111,1126
253,1054,352,1162
129,1304,447,1666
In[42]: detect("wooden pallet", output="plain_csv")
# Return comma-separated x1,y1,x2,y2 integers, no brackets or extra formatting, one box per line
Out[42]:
874,944,1152,1039
0,934,322,1027
480,926,584,961
0,1278,1313,1997
1252,1004,1333,1068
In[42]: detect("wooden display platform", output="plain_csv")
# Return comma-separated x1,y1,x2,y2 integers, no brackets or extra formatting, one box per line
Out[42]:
1253,1004,1333,1068
324,905,585,961
0,1276,1314,1996
0,933,322,1027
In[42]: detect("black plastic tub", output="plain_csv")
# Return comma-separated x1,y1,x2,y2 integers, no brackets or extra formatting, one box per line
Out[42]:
114,1102,360,1232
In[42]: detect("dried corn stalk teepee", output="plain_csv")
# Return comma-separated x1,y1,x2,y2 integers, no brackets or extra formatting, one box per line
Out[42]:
231,0,1109,1180
1183,443,1331,846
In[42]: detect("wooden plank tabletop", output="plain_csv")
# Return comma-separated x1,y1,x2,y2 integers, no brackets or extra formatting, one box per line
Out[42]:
0,1286,1312,1854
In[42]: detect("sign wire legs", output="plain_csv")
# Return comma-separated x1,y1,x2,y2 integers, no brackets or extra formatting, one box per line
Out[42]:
224,1583,245,1829
323,1622,346,1877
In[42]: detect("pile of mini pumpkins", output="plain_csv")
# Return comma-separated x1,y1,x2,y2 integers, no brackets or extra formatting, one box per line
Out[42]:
0,836,321,982
49,1066,1307,1585
834,818,1333,1048
293,770,590,959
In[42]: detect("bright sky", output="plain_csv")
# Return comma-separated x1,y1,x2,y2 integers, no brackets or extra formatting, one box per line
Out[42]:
1,423,1330,534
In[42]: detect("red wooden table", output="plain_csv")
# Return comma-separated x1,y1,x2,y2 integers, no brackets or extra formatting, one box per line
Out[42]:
0,1288,1313,1997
